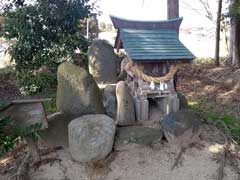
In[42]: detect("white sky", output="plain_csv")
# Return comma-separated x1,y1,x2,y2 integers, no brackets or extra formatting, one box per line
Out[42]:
95,0,228,28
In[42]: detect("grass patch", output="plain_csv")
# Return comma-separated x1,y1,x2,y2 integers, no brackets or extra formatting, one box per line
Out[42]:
189,98,240,144
43,98,57,114
193,57,226,65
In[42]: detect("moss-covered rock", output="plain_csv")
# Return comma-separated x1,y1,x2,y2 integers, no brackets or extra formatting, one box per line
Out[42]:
56,62,104,118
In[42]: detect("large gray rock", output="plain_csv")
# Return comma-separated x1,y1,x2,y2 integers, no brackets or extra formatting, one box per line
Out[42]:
160,109,201,147
114,126,163,150
68,114,116,162
88,40,118,83
102,85,116,118
56,62,104,118
116,81,136,126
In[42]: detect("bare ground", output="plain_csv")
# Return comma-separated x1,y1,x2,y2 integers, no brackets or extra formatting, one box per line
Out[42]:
0,124,240,180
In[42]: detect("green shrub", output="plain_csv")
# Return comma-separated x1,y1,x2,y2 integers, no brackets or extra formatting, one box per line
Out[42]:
17,72,57,95
43,98,57,114
1,0,92,95
0,116,42,155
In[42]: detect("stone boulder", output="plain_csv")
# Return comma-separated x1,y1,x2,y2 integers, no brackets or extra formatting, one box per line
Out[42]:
116,81,136,126
56,62,104,118
117,56,131,81
160,109,201,147
88,40,118,83
102,85,116,118
114,126,163,150
68,114,116,162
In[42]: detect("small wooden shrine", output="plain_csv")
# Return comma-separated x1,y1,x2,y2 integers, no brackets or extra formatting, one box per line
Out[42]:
110,15,195,121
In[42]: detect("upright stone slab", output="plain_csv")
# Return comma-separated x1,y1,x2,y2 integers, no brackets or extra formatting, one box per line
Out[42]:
135,98,149,122
116,81,136,125
68,114,116,162
56,62,104,118
88,40,118,83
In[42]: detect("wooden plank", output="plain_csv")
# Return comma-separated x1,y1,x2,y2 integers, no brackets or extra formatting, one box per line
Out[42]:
12,98,52,104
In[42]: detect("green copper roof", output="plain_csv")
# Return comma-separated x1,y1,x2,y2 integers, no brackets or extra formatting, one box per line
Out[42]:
120,29,195,61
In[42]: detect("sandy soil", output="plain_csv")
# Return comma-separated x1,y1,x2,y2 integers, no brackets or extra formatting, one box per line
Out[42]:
23,124,239,180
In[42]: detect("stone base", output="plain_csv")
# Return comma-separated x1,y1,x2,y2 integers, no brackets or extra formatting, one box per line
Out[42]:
135,98,149,122
134,93,179,122
159,93,179,115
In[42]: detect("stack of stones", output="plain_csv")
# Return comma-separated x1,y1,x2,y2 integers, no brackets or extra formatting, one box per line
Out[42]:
54,40,201,164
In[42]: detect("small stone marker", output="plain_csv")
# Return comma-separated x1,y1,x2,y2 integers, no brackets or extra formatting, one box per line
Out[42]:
116,81,136,126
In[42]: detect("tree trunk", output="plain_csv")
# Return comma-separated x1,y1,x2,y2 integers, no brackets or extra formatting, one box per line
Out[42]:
231,20,240,67
167,0,179,19
229,0,240,67
214,0,223,66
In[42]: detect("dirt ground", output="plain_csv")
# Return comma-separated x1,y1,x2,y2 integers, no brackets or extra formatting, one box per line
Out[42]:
177,63,240,119
0,124,240,180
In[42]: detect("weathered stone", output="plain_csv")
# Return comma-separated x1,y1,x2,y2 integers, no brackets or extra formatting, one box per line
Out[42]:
88,40,118,83
68,114,116,162
0,102,48,130
56,62,104,118
102,85,116,118
178,92,188,109
117,56,131,81
116,81,136,126
114,126,163,150
160,109,201,147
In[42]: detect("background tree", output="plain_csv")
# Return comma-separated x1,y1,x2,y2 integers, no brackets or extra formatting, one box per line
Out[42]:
79,14,99,41
99,21,106,32
215,0,223,66
0,0,92,95
167,0,179,20
229,0,240,67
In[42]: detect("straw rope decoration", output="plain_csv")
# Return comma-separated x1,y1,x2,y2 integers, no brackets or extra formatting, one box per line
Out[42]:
124,61,179,83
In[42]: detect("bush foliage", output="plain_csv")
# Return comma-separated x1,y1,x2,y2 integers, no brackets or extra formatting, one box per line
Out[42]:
0,116,42,155
229,0,240,18
1,0,92,95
